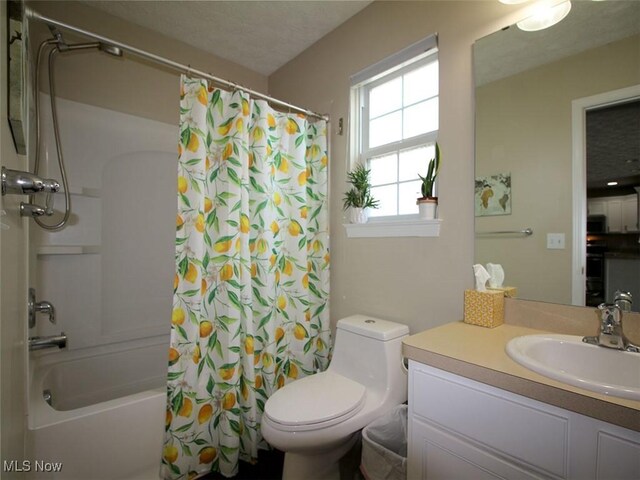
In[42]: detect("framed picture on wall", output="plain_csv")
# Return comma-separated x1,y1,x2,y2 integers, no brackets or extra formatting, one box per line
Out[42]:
475,173,511,216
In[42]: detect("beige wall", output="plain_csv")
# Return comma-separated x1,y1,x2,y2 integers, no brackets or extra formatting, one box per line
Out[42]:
269,1,532,333
28,1,268,125
476,35,640,305
1,5,28,475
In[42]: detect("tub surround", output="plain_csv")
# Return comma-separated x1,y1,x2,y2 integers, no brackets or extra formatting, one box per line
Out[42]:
403,298,640,432
28,343,167,479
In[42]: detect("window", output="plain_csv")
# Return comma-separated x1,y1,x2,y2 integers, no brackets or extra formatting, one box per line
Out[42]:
351,35,439,219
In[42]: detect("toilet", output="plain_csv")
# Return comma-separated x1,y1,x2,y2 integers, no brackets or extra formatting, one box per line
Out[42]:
261,314,409,480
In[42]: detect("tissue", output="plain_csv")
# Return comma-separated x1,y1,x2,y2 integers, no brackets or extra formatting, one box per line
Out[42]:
473,264,490,291
486,263,504,289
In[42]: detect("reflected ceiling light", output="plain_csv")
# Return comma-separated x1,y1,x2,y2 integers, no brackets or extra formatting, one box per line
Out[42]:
517,1,572,31
607,181,618,186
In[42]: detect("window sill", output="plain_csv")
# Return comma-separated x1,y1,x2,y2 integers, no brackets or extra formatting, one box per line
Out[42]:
343,219,441,238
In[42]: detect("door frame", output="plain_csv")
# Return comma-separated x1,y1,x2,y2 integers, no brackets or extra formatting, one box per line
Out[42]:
571,84,640,306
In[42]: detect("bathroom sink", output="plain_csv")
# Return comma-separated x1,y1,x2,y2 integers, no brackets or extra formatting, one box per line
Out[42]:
506,334,640,401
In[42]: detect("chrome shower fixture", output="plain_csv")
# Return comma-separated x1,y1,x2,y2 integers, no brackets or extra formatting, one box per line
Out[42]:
60,41,123,57
99,43,123,57
1,167,60,217
29,33,124,231
47,24,65,48
47,25,123,57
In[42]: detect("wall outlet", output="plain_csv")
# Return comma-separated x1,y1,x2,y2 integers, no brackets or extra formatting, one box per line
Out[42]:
547,233,565,249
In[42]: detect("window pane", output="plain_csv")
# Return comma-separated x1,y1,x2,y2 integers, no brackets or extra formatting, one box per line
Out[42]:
369,111,402,148
369,184,397,217
398,145,435,182
369,153,398,186
398,180,422,215
369,77,402,119
402,97,438,139
403,61,438,106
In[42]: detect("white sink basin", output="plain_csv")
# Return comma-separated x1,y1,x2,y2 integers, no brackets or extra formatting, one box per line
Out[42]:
506,334,640,401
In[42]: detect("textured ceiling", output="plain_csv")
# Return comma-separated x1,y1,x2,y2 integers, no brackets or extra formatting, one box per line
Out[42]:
79,0,372,75
475,1,640,86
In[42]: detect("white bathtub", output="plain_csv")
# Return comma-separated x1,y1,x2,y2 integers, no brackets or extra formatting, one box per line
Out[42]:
28,342,168,480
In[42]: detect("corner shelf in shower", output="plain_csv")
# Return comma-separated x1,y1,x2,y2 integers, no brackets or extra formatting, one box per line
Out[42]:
36,245,101,255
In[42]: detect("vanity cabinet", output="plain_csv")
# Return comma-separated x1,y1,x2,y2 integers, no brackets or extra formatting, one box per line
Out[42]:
408,361,640,480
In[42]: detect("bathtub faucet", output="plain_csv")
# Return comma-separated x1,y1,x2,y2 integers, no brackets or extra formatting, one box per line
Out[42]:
29,333,67,351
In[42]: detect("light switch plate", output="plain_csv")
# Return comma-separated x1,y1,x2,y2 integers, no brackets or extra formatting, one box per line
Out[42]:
547,233,565,249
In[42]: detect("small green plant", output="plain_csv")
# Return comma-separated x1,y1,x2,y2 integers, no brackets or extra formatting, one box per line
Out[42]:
418,142,441,199
342,164,379,210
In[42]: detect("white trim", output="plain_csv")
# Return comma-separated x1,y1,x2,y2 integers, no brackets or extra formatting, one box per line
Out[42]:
364,128,438,160
344,218,441,238
350,34,438,86
571,84,640,306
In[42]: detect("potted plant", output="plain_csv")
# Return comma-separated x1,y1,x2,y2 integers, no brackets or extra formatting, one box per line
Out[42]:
417,143,440,220
343,164,379,223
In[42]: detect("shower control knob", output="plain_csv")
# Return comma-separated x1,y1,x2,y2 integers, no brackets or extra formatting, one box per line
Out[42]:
1,167,60,195
28,288,56,329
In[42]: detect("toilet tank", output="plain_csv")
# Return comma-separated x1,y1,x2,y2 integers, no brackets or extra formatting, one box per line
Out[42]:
329,315,409,392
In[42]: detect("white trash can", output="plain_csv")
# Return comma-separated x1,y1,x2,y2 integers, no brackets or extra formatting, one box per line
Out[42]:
360,405,407,480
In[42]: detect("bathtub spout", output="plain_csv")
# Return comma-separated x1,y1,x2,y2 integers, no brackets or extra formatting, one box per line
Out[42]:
29,333,67,351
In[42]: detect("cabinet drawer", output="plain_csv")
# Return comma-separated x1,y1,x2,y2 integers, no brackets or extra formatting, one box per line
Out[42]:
410,363,569,478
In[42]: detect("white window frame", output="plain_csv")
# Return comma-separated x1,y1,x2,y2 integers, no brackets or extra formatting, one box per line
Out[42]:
346,35,441,237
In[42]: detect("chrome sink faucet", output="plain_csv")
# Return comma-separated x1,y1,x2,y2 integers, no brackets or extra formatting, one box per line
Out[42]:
583,291,639,352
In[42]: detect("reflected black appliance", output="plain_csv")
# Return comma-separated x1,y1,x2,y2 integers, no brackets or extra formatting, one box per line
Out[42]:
587,215,606,233
585,238,606,306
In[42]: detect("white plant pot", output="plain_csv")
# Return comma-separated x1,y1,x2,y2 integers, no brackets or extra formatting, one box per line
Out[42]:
417,199,437,220
350,207,368,224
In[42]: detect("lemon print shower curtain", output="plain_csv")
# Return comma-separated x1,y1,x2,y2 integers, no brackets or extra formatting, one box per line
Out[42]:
162,76,330,479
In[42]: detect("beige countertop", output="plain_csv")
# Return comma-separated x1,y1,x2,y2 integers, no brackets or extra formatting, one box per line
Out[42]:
403,321,640,432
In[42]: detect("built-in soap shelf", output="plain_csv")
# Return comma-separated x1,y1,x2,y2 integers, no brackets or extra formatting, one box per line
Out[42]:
36,245,101,256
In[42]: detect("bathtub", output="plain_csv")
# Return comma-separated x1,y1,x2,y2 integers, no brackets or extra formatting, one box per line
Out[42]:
28,341,168,480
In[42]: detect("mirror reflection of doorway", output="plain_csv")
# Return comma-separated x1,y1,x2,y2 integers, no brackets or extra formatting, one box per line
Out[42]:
576,92,640,311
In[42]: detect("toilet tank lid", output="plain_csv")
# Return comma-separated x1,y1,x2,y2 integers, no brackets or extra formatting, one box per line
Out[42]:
337,315,409,340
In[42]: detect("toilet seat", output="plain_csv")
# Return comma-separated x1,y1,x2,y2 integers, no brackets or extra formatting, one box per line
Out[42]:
264,371,366,432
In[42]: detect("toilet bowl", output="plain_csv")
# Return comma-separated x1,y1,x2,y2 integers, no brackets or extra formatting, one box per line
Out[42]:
261,314,409,480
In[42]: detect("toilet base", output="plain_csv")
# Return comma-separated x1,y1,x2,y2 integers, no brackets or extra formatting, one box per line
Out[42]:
282,433,359,480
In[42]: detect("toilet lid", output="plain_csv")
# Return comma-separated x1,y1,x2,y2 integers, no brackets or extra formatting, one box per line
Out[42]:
264,371,366,428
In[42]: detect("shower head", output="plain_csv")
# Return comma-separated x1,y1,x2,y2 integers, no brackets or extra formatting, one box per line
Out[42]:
56,41,123,57
45,22,123,57
98,43,123,57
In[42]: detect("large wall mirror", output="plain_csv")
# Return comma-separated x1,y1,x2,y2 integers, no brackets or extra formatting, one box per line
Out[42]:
474,1,640,312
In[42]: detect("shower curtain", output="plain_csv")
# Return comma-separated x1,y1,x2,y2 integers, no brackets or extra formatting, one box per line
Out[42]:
162,76,330,479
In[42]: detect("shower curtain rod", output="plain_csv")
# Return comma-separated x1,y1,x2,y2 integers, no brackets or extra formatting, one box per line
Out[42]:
26,8,330,122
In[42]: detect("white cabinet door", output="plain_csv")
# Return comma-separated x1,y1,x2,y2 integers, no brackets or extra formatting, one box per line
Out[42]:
622,196,638,232
410,417,543,480
588,199,607,216
606,199,623,232
595,429,640,480
408,361,640,480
